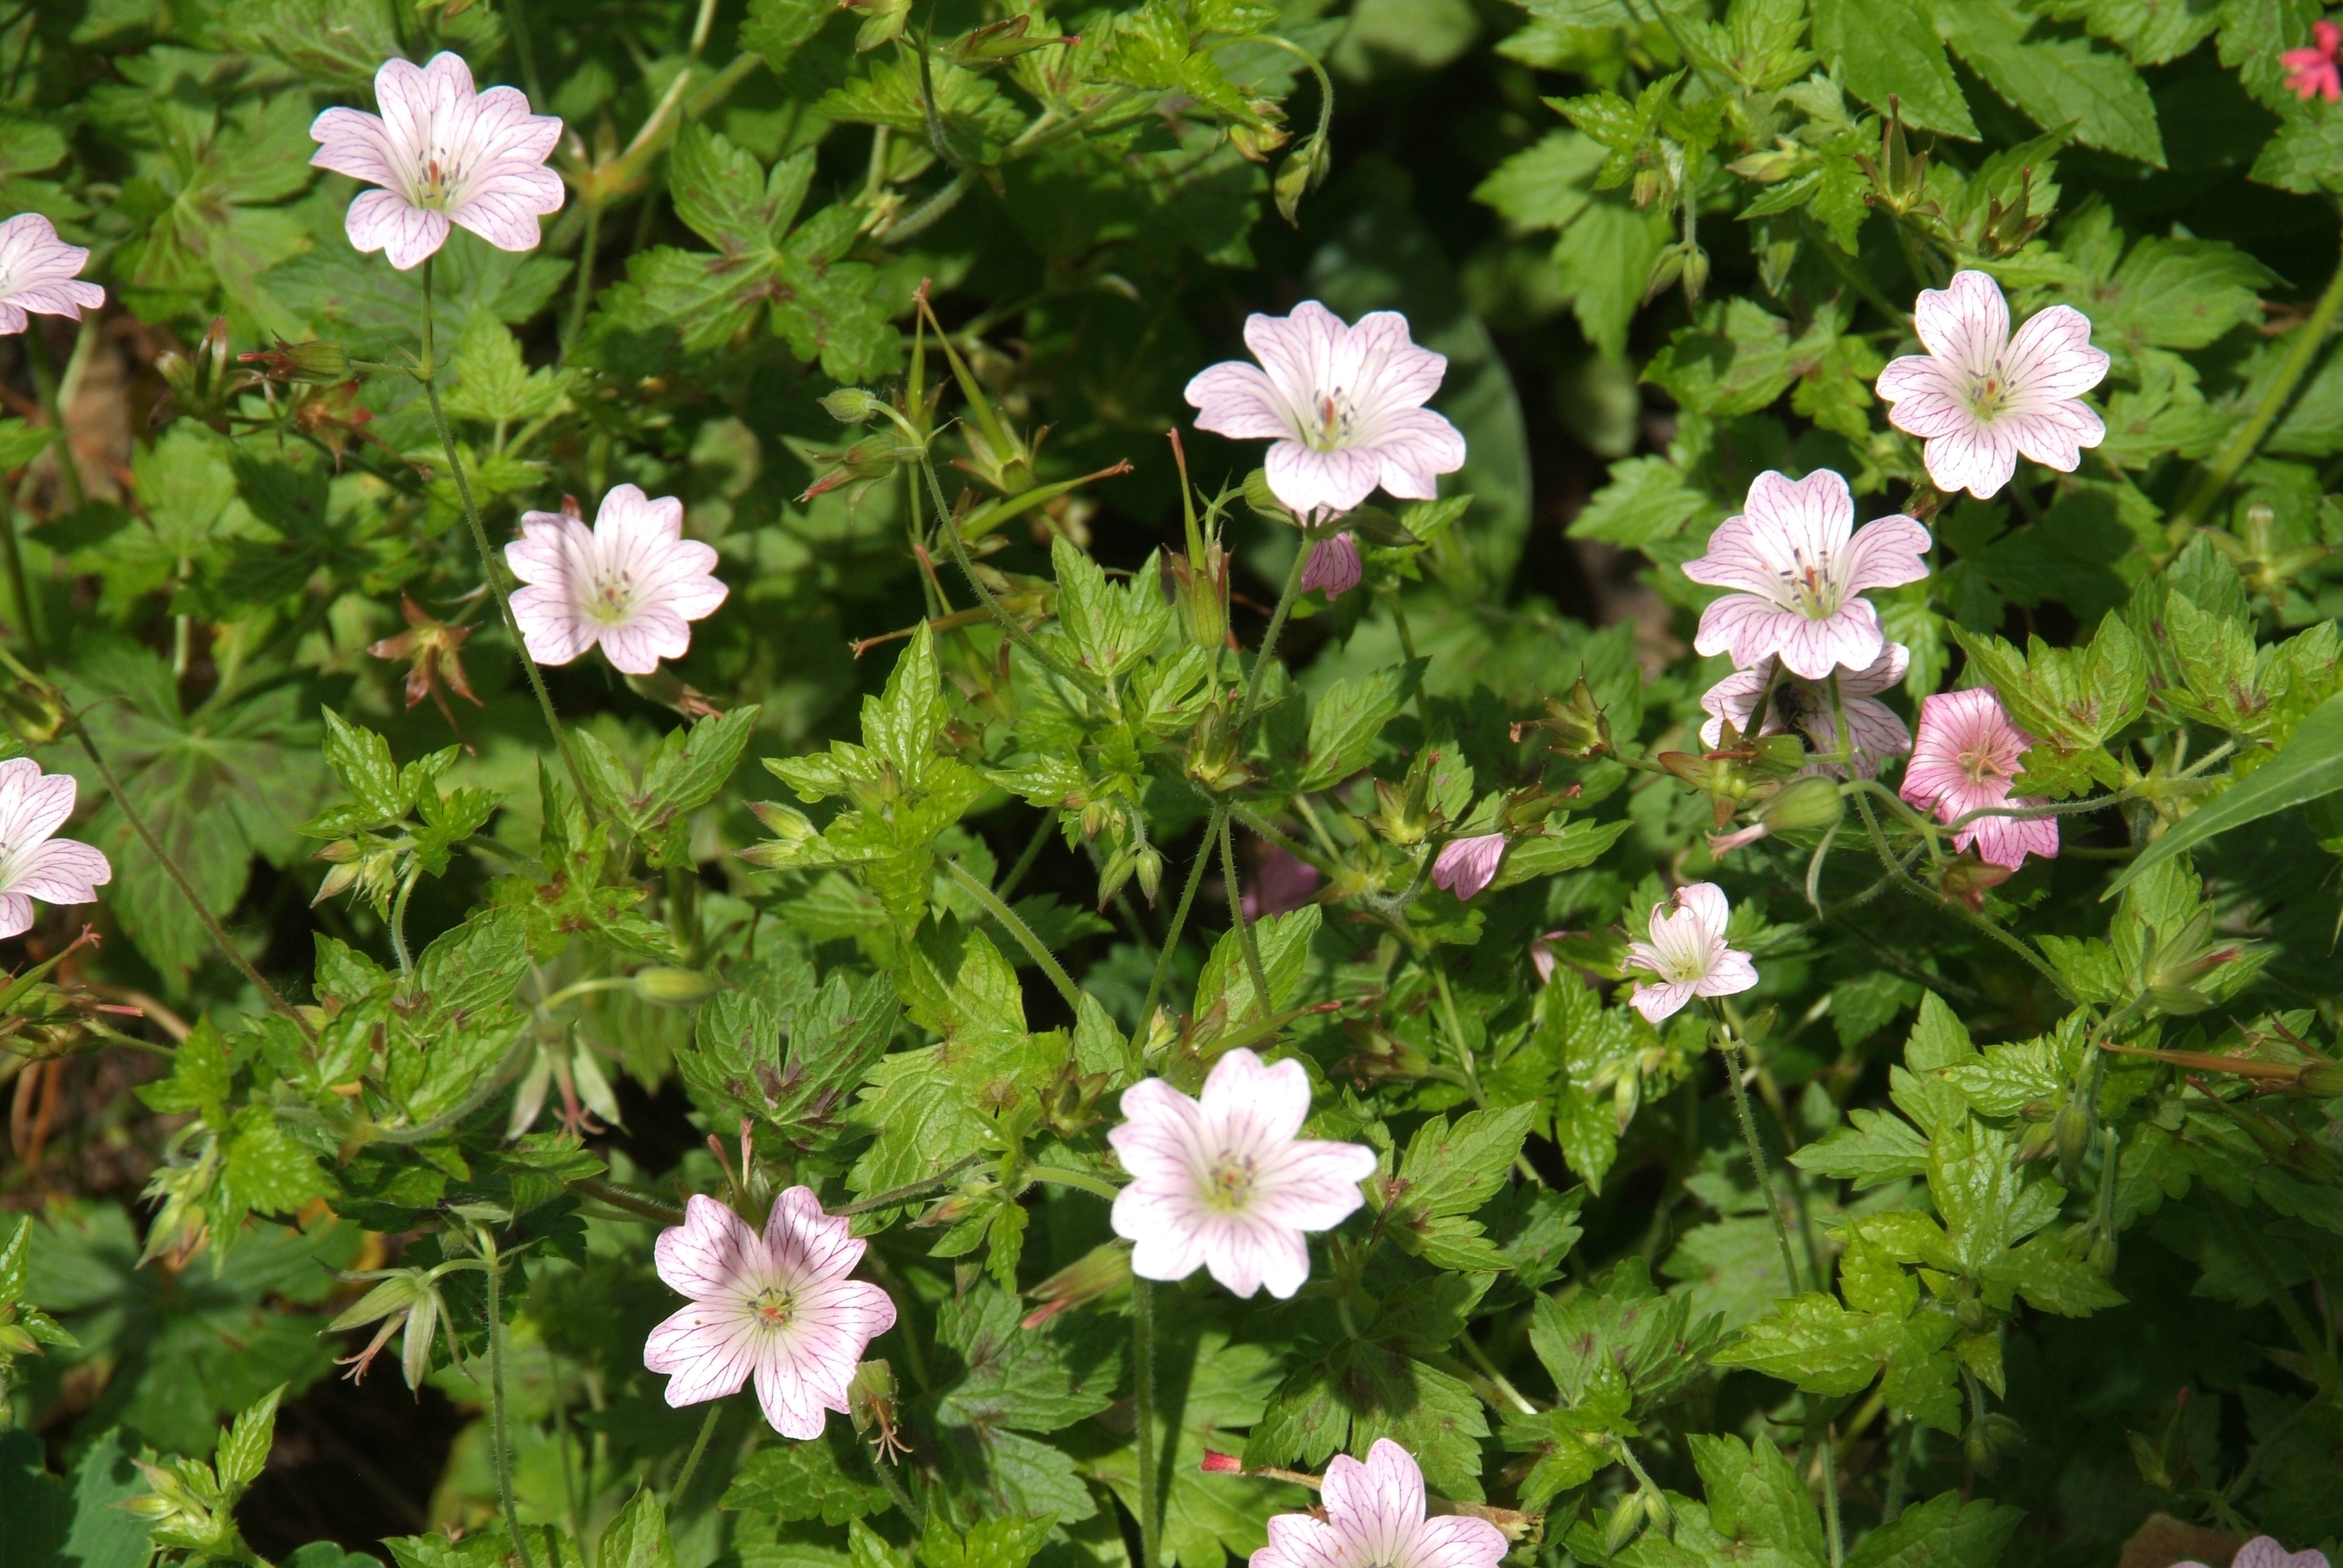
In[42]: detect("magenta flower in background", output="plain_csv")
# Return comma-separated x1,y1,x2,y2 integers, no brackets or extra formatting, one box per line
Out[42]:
1874,270,2108,500
1624,881,1757,1025
1184,301,1465,518
1243,847,1321,919
643,1189,897,1439
310,53,564,271
1251,1439,1506,1568
0,758,110,939
0,215,103,336
506,484,727,675
1108,1047,1376,1299
1899,687,2060,870
1300,531,1363,600
2179,1540,2330,1568
2285,20,2342,102
1431,832,1506,901
1683,469,1930,680
1700,643,1914,778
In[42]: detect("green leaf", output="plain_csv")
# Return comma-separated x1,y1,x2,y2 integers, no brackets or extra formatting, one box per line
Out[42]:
1555,199,1670,359
1686,1434,1829,1568
603,1490,678,1568
1194,906,1321,1025
1812,0,1977,138
1474,132,1606,232
215,1385,284,1493
1789,1108,1930,1188
441,310,572,426
1843,1491,2022,1568
1711,1293,1899,1396
2106,691,2343,897
2082,0,2224,64
1934,0,2166,166
1294,662,1424,791
920,1517,1057,1568
935,1283,1118,1434
1568,456,1715,547
1380,1104,1536,1270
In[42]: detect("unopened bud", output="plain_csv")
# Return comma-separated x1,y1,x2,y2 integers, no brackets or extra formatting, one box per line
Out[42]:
2297,1062,2343,1096
1021,1240,1133,1329
2055,1099,2093,1187
1965,1413,2024,1477
819,386,885,423
1727,145,1801,183
241,336,351,384
1135,846,1164,903
1273,131,1331,226
1761,775,1844,833
1200,1450,1245,1474
631,967,721,1008
1602,1494,1644,1556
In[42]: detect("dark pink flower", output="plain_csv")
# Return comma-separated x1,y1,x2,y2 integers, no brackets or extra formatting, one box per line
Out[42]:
1898,688,2059,870
2284,20,2342,102
1243,848,1321,919
1300,531,1363,600
1431,833,1506,900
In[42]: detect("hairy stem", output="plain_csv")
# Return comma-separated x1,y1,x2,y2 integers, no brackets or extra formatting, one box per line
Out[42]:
668,1400,723,1504
2170,249,2343,538
389,865,419,983
1714,1012,1801,1294
942,857,1082,1009
0,488,39,658
1140,805,1222,1028
1237,538,1315,733
486,1245,539,1568
1849,787,2071,997
1133,1277,1161,1568
1219,810,1273,1024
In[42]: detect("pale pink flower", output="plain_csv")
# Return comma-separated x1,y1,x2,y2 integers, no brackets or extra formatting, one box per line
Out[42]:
0,758,110,939
2285,21,2342,102
1300,532,1363,600
1875,270,2108,500
644,1189,897,1440
1185,301,1465,517
1252,1440,1505,1568
1682,469,1930,680
2179,1541,2330,1568
1699,643,1913,779
1243,847,1321,919
0,215,103,335
506,484,727,675
1624,882,1757,1025
1431,833,1505,901
310,53,564,271
1529,931,1571,984
1898,688,2059,870
1108,1047,1377,1299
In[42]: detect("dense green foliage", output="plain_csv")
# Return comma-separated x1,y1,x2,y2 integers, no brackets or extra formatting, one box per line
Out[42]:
4,3,2343,1568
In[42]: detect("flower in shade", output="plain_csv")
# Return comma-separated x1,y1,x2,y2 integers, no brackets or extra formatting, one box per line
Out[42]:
1108,1047,1377,1299
1898,687,2059,870
1874,270,2108,500
1251,1440,1506,1568
644,1189,897,1439
0,758,111,939
1431,833,1505,901
1624,882,1757,1025
1185,301,1466,517
2178,1541,2330,1568
506,484,727,675
1699,643,1913,778
1682,469,1930,680
2285,20,2342,102
0,215,103,336
310,52,564,271
1243,847,1321,920
1300,531,1363,600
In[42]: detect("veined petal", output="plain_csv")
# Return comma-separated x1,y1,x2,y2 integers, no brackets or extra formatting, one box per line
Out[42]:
1199,1049,1313,1142
2002,304,2109,402
1630,979,1696,1024
1922,421,2020,500
346,189,450,270
1838,515,1932,595
9,839,111,905
1266,439,1382,515
1913,270,2010,377
1187,361,1301,442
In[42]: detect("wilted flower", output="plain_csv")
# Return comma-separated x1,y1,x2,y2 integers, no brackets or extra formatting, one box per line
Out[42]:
1682,469,1931,680
1251,1440,1507,1568
1430,832,1506,901
0,758,111,939
1243,847,1321,919
1899,687,2060,870
644,1189,898,1440
1624,882,1758,1025
1699,643,1913,778
367,594,481,725
1874,270,2108,500
1185,301,1465,517
309,53,564,270
1300,530,1364,599
506,484,728,676
2285,21,2342,102
0,214,103,335
1108,1047,1376,1299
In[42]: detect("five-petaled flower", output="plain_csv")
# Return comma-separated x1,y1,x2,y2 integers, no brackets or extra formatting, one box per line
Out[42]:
0,214,103,336
506,484,728,676
1682,468,1931,680
1899,687,2060,870
1185,301,1466,519
310,52,564,271
2285,20,2342,102
1431,832,1506,901
1874,270,2108,501
1251,1440,1506,1568
1300,531,1364,600
1700,643,1914,779
1108,1047,1377,1299
1625,882,1758,1025
644,1189,897,1439
0,758,111,940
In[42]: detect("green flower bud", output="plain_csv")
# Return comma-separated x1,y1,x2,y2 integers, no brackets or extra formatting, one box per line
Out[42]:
1760,775,1845,832
631,967,721,1008
820,386,885,423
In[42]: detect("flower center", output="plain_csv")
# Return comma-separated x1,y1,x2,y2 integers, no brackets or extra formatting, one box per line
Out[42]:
415,151,465,210
1202,1153,1258,1211
1964,367,2011,422
1649,911,1711,982
585,570,636,625
1775,550,1842,620
749,1283,795,1329
1958,744,2008,787
1305,391,1355,453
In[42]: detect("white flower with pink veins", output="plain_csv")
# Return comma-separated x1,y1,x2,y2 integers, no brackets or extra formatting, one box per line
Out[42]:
1898,687,2060,870
0,758,110,939
1624,882,1758,1025
1184,301,1466,518
309,52,564,271
0,215,103,335
1875,269,2108,500
1251,1440,1506,1568
1682,468,1931,681
644,1189,897,1439
1108,1047,1377,1299
506,484,728,675
1699,643,1914,779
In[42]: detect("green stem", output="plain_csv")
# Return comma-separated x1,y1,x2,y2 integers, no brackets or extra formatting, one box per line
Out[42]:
669,1400,723,1503
1848,787,2072,997
942,857,1082,1010
390,865,419,983
418,258,594,815
564,198,602,361
998,809,1056,901
1429,957,1485,1106
23,326,84,513
1218,811,1273,1024
0,488,39,658
922,456,1099,693
566,1176,685,1224
1819,1423,1843,1568
836,1151,988,1216
874,1452,926,1533
546,1343,586,1555
1140,805,1222,1028
1025,1165,1122,1202
75,724,314,1041
2170,250,2343,539
486,1246,540,1568
1237,538,1315,733
1132,1277,1161,1568
1881,1417,1912,1524
1715,1015,1801,1295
